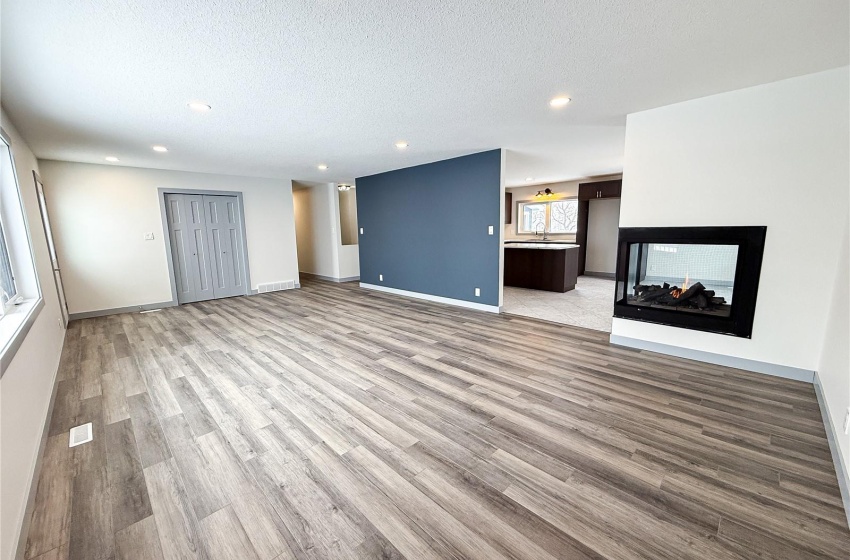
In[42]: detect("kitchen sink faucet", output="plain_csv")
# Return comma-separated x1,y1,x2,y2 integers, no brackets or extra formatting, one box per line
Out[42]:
535,223,549,240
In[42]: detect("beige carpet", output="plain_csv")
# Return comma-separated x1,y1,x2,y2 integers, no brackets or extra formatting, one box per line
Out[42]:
502,276,615,332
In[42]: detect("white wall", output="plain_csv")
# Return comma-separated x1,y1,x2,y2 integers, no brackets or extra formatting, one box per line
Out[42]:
37,161,300,314
585,198,620,274
612,67,850,374
0,110,66,560
817,217,849,487
293,181,359,281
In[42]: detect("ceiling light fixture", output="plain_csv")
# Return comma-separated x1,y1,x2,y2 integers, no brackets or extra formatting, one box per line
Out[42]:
535,188,555,198
549,96,571,108
105,156,119,162
338,184,352,191
187,102,212,112
525,177,534,182
152,145,168,152
317,164,328,170
395,141,409,149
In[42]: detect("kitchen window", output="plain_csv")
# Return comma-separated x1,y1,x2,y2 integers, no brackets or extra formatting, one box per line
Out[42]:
517,199,579,234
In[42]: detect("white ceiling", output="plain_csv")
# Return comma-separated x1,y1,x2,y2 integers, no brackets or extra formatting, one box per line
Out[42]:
2,1,848,187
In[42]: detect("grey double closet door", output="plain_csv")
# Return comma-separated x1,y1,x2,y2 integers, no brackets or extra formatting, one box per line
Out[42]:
165,194,247,304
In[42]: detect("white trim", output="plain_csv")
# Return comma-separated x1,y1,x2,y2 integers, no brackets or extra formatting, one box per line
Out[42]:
609,334,815,382
360,283,500,313
498,148,506,309
813,371,850,529
0,297,44,376
68,300,175,321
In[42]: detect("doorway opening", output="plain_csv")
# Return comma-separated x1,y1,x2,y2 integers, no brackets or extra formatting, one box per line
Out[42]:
501,177,621,332
159,189,251,305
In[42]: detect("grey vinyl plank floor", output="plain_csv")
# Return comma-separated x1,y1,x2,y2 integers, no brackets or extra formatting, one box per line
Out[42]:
24,278,849,559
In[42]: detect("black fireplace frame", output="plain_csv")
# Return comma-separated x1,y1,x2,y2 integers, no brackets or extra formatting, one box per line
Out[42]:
613,226,767,338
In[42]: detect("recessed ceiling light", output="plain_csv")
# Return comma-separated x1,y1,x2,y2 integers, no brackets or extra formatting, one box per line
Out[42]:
525,177,534,182
395,141,409,149
152,145,168,152
187,102,212,112
549,96,571,108
317,164,328,170
105,156,119,162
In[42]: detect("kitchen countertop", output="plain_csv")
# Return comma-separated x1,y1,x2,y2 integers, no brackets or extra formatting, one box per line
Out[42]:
504,243,579,250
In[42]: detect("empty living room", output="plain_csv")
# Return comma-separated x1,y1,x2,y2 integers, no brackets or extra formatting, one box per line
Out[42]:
2,2,849,559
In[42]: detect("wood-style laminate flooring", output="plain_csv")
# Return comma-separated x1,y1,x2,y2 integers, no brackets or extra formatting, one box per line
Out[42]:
24,278,849,560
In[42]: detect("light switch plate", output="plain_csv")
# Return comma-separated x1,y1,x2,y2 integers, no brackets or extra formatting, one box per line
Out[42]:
379,274,383,281
360,227,364,234
144,232,155,240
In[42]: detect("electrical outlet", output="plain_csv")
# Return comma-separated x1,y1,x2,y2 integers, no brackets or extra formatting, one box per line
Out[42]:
57,317,64,329
144,232,155,240
844,408,850,435
379,274,383,282
474,287,481,297
488,225,494,235
360,227,364,234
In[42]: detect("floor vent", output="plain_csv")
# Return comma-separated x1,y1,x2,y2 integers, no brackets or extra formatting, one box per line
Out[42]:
257,280,296,293
69,422,93,447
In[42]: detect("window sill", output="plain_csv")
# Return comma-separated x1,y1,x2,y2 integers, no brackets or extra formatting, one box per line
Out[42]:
0,297,45,378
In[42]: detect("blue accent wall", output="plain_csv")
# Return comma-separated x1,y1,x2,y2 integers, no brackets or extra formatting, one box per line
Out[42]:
355,149,502,306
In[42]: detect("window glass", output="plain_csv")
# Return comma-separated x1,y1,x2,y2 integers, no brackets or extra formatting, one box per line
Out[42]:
519,202,546,233
0,142,19,310
517,199,578,234
548,200,578,234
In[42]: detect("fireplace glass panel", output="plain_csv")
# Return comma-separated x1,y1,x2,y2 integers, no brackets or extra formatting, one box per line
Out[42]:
624,243,738,317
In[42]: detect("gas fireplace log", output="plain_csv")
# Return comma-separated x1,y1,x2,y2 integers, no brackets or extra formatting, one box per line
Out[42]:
695,294,708,309
640,288,673,302
669,282,706,305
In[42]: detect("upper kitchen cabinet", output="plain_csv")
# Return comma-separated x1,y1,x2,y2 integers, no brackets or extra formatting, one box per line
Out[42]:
578,179,622,201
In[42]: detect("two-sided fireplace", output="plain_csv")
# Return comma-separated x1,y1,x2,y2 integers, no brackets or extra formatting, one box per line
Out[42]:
613,226,767,338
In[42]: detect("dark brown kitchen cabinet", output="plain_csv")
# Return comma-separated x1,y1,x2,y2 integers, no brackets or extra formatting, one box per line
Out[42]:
576,178,622,275
578,179,622,201
504,246,579,292
505,192,513,224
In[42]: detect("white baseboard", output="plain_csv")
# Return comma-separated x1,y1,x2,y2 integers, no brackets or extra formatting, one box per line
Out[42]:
360,283,500,313
69,301,176,321
813,372,850,529
609,334,815,383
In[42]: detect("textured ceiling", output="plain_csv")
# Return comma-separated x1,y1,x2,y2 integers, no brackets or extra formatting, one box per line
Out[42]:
2,1,848,186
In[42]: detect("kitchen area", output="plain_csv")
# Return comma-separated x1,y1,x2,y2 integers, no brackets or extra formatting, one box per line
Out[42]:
502,176,621,332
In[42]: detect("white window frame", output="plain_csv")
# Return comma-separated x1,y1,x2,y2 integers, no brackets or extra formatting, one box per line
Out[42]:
516,198,579,235
0,127,44,376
